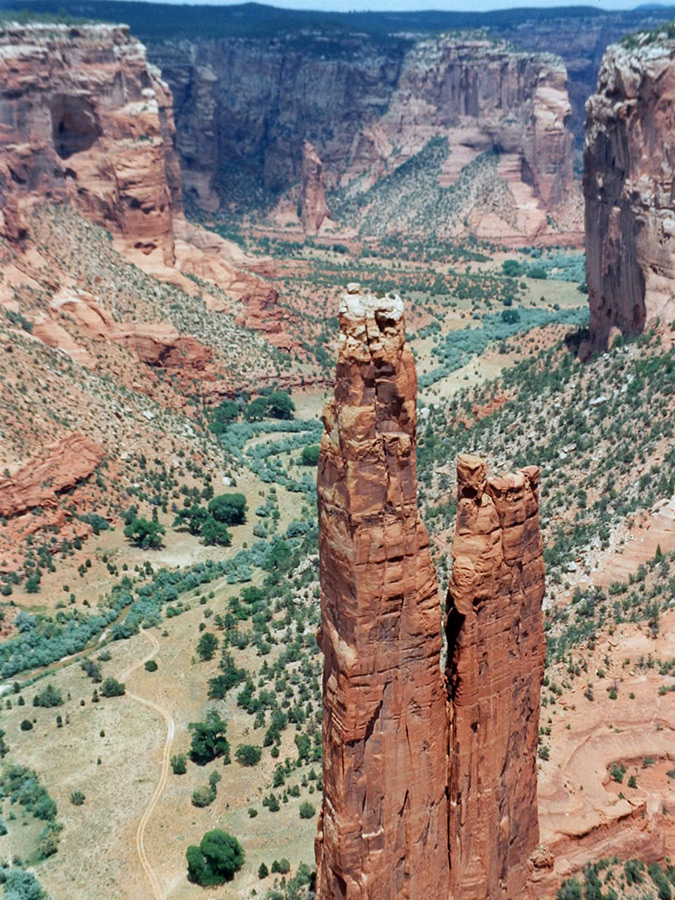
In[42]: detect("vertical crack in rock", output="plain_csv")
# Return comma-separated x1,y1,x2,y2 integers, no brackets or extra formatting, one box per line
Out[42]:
315,285,450,900
446,454,546,900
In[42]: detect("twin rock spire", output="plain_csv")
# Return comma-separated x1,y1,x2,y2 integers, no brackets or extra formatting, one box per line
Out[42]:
314,286,546,900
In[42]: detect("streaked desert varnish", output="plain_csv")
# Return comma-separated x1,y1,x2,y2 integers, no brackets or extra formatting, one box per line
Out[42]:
585,37,675,349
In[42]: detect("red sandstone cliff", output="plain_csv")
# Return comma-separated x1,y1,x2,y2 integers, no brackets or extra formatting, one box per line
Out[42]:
315,285,449,899
446,454,546,900
0,23,180,263
0,22,287,341
584,33,675,349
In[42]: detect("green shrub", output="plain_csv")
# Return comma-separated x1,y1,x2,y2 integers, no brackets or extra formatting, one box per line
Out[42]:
123,517,165,550
32,684,63,708
186,830,244,885
189,709,230,765
299,801,315,819
208,493,247,526
171,754,187,775
191,785,216,808
235,744,262,767
557,877,583,900
300,444,320,466
197,632,218,661
100,678,125,698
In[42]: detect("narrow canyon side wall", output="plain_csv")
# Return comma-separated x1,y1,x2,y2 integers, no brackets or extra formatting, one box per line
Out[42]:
584,34,675,350
446,454,546,900
0,23,181,262
315,286,449,899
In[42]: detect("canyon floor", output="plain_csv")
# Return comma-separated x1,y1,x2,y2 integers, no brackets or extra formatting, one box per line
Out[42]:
2,210,674,900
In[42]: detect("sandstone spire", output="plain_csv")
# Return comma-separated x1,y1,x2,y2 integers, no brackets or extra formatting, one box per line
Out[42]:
301,140,329,236
446,454,546,900
315,285,450,900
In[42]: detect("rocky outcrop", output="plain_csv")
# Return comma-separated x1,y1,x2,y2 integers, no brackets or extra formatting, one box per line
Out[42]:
584,34,675,350
301,140,329,236
150,35,573,228
46,288,213,373
0,432,105,518
0,23,180,263
446,454,546,900
315,286,449,899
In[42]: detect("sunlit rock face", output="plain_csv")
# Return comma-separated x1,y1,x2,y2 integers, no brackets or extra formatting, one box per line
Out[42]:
446,454,546,900
0,23,180,261
314,286,450,900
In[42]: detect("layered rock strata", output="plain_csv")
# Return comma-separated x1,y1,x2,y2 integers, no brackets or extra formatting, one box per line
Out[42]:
315,286,450,899
584,34,675,349
0,22,286,341
446,454,546,900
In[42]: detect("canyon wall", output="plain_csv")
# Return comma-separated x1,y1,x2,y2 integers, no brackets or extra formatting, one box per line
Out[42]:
149,35,573,224
584,33,675,350
0,22,293,343
0,23,180,262
446,455,546,900
315,286,450,899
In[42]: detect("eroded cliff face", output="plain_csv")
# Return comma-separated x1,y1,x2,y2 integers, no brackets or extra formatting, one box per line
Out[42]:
0,432,104,519
350,39,572,211
446,454,546,900
315,286,450,899
0,23,180,262
584,36,675,349
150,35,573,233
0,22,295,345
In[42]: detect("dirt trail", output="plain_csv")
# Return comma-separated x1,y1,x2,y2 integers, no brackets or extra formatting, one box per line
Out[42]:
120,628,175,900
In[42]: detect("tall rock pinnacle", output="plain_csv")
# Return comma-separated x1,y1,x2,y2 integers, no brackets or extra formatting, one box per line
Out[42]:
301,140,329,236
446,455,546,900
315,285,450,900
